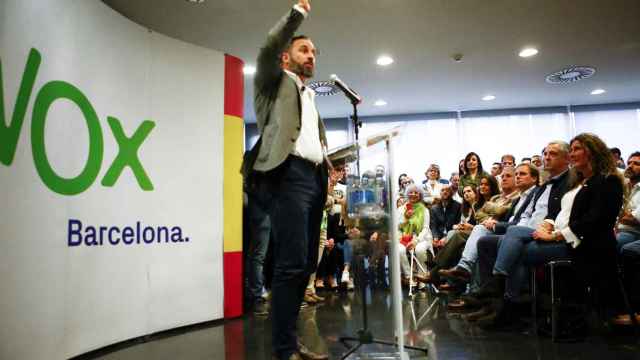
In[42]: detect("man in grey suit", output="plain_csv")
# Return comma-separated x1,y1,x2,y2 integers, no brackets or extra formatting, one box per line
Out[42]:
244,1,330,359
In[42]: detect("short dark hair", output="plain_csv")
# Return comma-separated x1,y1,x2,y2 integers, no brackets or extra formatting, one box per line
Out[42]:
610,147,622,157
629,151,640,159
288,35,310,50
521,157,532,162
501,154,515,163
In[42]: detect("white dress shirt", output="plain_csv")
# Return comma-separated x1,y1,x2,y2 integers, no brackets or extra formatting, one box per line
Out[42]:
283,69,323,164
554,185,582,248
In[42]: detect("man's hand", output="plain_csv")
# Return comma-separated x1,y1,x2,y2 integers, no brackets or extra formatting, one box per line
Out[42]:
326,238,335,249
620,211,640,226
482,218,497,230
348,227,361,240
405,208,414,219
406,239,417,251
533,229,555,242
298,0,311,12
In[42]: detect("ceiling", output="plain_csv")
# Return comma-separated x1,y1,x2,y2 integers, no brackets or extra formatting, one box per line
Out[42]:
102,0,640,122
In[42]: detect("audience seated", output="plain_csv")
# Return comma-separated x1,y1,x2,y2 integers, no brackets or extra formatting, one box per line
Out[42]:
439,164,538,291
475,135,628,328
468,141,571,325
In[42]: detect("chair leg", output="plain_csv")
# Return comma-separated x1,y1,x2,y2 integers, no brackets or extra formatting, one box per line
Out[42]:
530,267,538,335
551,263,559,342
409,250,415,297
617,273,640,335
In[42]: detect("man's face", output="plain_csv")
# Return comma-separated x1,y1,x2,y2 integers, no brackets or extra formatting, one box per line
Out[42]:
515,165,536,190
543,144,569,175
440,186,452,201
625,155,640,181
501,156,515,168
491,164,501,177
282,38,316,79
500,170,516,193
450,175,460,188
531,155,542,168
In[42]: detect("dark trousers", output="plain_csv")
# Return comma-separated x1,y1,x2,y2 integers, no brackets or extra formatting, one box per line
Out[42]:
431,230,469,281
261,156,326,359
246,193,271,302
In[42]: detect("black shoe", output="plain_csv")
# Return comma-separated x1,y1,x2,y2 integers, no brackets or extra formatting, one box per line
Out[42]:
253,299,269,317
474,274,506,299
478,298,524,331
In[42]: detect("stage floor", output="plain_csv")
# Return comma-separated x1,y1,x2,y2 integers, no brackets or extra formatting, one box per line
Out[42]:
86,287,639,360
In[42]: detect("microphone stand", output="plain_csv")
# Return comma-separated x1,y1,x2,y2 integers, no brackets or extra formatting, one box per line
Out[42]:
351,101,362,177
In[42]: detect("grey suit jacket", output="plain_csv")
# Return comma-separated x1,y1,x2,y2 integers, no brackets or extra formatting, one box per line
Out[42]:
252,8,328,172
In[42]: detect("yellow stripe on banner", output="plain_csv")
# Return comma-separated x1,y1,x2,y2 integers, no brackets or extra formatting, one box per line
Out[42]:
224,114,244,253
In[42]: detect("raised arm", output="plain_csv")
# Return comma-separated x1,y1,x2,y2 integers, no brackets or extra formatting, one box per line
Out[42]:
254,1,309,97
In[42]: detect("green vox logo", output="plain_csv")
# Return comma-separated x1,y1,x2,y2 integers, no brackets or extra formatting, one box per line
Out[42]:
1,48,155,195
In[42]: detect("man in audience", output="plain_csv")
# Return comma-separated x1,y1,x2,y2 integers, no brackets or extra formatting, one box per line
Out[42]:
501,154,515,168
531,154,542,168
473,141,571,327
611,147,626,169
449,172,462,203
418,166,520,285
617,151,640,251
521,157,532,164
430,185,462,248
490,162,503,178
439,163,539,287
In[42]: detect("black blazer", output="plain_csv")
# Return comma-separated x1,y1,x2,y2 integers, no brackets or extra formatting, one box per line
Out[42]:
494,187,538,234
532,170,571,222
568,174,623,273
430,200,462,239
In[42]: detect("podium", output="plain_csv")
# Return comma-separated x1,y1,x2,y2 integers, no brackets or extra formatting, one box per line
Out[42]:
329,128,428,360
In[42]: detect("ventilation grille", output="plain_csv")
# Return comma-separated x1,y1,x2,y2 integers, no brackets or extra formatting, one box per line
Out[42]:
545,66,596,84
308,81,340,96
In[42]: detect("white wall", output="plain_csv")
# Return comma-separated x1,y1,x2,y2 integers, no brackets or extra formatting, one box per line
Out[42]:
0,1,225,359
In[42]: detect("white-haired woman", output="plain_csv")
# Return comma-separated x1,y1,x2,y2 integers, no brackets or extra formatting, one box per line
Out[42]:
398,184,434,287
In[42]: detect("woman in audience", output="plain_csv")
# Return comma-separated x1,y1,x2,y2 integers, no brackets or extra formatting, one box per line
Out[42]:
458,159,466,176
423,164,444,206
459,152,488,196
475,174,501,220
397,184,433,287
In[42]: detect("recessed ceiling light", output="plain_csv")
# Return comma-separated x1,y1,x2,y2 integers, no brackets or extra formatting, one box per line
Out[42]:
519,47,538,58
482,95,496,101
243,65,256,75
374,100,387,106
376,55,394,66
591,88,606,95
186,0,205,3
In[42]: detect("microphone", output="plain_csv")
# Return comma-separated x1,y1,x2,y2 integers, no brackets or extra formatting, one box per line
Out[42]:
330,74,362,104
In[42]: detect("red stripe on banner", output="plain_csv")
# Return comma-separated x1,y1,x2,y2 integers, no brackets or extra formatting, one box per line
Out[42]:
224,319,246,360
224,54,244,118
224,251,244,318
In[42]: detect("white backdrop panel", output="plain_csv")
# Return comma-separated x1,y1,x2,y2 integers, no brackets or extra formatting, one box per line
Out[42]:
0,1,225,359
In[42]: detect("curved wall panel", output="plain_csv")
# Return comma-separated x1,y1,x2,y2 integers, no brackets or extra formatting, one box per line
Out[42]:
0,1,226,358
